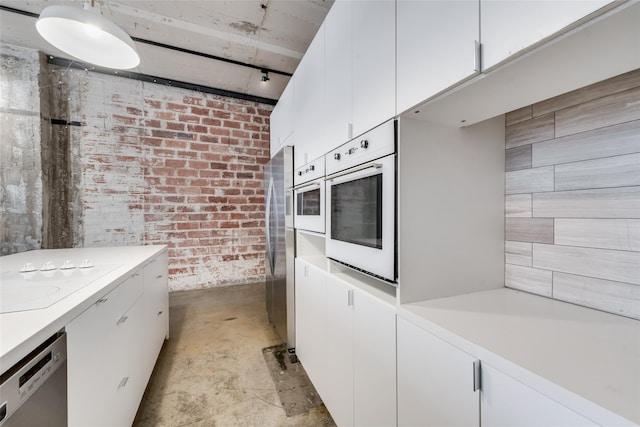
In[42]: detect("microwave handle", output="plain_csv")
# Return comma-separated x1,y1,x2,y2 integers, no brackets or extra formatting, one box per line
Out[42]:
326,162,382,181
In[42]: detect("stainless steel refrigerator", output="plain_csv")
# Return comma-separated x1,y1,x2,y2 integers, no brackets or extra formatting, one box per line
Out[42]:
265,145,295,354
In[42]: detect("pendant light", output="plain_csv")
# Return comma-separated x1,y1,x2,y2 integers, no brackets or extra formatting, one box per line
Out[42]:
36,0,140,70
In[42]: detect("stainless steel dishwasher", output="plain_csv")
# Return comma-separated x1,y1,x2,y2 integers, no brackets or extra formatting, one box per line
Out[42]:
0,331,67,427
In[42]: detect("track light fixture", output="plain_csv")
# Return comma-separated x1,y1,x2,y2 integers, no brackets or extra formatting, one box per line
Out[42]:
36,0,140,70
261,69,270,82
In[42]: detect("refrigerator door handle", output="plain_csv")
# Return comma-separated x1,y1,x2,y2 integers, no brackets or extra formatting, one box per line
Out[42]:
266,177,277,275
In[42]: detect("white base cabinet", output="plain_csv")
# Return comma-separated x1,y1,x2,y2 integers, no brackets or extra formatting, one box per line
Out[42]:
397,316,479,426
481,363,597,427
397,314,601,427
67,250,169,427
296,258,396,427
294,258,328,397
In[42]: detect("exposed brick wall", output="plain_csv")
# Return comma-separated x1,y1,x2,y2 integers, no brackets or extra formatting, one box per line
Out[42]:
49,66,271,291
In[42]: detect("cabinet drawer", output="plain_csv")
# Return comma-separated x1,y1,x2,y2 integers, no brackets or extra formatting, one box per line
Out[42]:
66,270,143,353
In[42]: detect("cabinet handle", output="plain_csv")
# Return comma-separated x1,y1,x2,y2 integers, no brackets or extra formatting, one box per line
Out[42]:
347,289,354,307
118,376,129,389
96,297,108,305
474,40,482,72
304,265,309,277
472,360,481,392
117,316,128,325
157,310,164,316
156,274,164,279
132,272,141,278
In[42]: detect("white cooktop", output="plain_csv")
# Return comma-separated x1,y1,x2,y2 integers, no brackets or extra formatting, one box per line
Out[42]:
0,261,121,313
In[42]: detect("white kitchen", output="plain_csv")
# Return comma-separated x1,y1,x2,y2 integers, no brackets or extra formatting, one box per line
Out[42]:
0,1,639,426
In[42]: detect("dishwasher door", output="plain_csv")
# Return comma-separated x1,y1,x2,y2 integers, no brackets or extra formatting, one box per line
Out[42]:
0,332,67,427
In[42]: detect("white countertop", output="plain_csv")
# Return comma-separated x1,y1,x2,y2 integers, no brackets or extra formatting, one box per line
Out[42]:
397,288,640,426
0,245,166,371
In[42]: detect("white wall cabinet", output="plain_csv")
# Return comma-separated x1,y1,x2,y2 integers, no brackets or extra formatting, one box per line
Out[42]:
397,316,480,426
396,0,480,114
481,0,614,70
351,0,396,138
323,0,353,148
269,78,295,157
67,251,169,427
293,29,325,168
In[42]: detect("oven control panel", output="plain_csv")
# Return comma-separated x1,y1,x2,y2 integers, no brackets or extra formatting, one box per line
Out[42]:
294,156,325,186
325,119,396,176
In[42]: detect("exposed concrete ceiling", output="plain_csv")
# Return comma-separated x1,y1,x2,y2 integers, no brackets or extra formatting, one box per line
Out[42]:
0,0,334,102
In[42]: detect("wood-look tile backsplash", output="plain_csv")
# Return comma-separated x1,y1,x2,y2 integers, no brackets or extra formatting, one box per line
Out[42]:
504,68,640,320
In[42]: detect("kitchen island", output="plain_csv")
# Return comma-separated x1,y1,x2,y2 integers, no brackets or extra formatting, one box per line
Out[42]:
0,245,168,426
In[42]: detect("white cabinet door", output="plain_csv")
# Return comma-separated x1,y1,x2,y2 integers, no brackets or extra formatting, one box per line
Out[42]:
324,0,353,148
324,275,355,427
270,79,295,157
351,0,396,138
294,259,327,396
353,289,396,427
397,316,480,427
481,0,613,70
397,0,480,114
67,271,144,427
481,363,598,427
114,295,147,427
143,251,169,381
293,29,325,169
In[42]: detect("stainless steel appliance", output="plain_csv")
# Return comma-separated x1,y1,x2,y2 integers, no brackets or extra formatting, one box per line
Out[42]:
293,156,326,234
325,119,397,284
265,146,296,353
0,332,67,427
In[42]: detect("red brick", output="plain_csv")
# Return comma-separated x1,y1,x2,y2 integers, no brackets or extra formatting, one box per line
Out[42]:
187,124,208,134
202,117,222,127
167,121,185,131
167,102,188,112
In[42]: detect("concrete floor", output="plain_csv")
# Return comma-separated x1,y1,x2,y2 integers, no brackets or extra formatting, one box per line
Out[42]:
133,282,335,427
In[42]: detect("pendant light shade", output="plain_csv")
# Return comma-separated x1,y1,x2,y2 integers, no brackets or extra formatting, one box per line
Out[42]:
36,1,140,70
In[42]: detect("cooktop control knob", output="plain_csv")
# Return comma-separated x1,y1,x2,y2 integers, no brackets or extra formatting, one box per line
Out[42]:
60,260,75,270
40,261,57,271
79,259,94,269
20,263,37,273
334,153,341,161
360,139,369,149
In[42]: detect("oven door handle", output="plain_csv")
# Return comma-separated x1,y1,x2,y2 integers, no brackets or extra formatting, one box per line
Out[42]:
293,181,321,191
326,162,382,181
